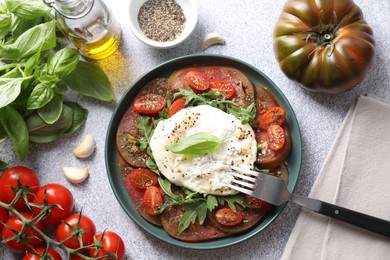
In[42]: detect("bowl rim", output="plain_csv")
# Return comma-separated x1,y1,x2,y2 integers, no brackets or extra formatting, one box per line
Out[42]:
105,53,302,250
127,0,199,49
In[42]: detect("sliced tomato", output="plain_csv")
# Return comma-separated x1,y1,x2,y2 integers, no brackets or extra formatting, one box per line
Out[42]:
143,186,163,216
209,80,235,99
168,98,186,117
133,93,166,115
214,207,243,226
259,106,286,130
129,168,158,189
266,125,285,151
185,71,209,91
244,195,270,209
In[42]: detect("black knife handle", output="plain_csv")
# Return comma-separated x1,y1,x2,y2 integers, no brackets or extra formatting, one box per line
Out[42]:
315,200,390,237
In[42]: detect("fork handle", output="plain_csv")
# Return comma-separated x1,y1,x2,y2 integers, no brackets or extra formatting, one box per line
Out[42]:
314,199,390,237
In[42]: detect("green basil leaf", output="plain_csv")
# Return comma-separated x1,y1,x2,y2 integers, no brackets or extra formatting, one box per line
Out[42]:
0,13,12,39
64,102,88,134
0,20,56,61
167,132,224,156
27,104,73,138
38,75,58,85
29,133,61,144
38,93,63,124
1,67,23,78
0,77,26,108
0,158,7,170
65,61,114,101
5,0,51,19
27,83,54,110
53,80,68,94
47,48,80,79
24,51,41,76
11,16,43,39
0,105,29,160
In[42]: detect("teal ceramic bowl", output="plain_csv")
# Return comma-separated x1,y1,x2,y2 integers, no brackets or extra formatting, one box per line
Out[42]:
105,54,302,250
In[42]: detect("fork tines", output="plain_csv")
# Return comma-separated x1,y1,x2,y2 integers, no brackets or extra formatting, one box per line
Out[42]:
227,166,260,196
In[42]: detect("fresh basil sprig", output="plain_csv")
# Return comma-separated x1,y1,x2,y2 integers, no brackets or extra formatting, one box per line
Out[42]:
0,1,114,163
167,132,231,157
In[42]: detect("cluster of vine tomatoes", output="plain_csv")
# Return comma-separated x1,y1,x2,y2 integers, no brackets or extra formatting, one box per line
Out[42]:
0,166,125,259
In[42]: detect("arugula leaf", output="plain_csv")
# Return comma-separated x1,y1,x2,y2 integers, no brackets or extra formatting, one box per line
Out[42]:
146,160,160,176
167,132,231,156
179,202,208,233
65,61,114,101
0,105,29,160
206,195,218,211
174,88,256,124
158,177,183,201
133,115,154,157
217,195,246,212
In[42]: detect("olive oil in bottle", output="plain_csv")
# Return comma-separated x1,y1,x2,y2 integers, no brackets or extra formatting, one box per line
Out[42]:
44,0,121,60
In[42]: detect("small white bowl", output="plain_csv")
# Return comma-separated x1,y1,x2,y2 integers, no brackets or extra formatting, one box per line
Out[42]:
128,0,198,49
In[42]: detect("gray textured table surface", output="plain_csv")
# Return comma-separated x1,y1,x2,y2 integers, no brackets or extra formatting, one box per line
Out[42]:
1,0,389,259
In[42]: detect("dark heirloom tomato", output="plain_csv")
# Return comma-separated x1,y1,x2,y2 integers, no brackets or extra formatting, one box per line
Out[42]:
274,0,375,93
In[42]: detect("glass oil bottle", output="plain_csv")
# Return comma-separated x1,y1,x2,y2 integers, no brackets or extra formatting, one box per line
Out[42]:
44,0,121,60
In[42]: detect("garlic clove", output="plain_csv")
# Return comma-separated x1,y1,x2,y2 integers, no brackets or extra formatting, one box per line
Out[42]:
63,166,89,184
202,32,225,50
73,133,96,159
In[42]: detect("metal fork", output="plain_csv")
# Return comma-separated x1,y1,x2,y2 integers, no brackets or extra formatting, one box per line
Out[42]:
227,166,390,237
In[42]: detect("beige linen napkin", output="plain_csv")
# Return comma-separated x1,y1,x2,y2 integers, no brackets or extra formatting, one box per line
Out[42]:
282,95,390,260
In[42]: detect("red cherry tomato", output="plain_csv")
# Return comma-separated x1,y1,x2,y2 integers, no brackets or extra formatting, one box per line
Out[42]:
186,71,210,91
209,80,235,99
2,212,44,253
89,231,125,260
56,214,96,249
266,125,285,151
214,207,243,226
168,98,186,117
244,195,270,209
133,93,166,115
0,207,9,232
0,166,40,210
143,186,163,216
32,183,74,224
23,248,61,260
259,106,286,130
129,168,158,189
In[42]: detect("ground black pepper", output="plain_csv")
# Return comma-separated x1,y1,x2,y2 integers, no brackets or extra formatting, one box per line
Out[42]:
137,0,186,42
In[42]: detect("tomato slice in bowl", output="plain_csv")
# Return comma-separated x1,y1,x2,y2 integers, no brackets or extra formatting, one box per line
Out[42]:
129,168,158,189
168,98,186,117
185,70,210,91
133,93,166,115
209,80,235,99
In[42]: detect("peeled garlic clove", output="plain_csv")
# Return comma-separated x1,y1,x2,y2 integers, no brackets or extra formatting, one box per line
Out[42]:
73,133,96,159
63,167,89,184
202,32,225,50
